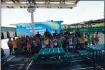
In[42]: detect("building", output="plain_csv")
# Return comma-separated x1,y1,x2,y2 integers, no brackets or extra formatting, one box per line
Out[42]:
1,27,16,39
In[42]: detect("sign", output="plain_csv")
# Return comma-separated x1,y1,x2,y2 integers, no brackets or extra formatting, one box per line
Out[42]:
68,26,105,32
16,21,63,36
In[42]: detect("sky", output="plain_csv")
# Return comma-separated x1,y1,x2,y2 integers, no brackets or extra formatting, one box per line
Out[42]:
1,1,104,27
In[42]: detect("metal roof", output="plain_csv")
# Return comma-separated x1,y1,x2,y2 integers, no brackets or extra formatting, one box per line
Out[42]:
1,0,79,8
1,27,16,31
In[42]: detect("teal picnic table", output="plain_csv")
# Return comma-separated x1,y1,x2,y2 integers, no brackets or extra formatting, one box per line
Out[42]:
88,44,105,61
38,48,65,59
32,47,65,64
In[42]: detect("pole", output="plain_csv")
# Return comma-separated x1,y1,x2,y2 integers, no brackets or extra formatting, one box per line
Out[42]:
31,12,35,36
27,6,35,36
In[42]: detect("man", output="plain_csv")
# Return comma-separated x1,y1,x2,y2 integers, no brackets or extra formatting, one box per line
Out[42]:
17,38,22,54
44,29,51,38
36,32,41,38
7,38,13,55
53,30,58,37
59,30,63,36
64,30,69,36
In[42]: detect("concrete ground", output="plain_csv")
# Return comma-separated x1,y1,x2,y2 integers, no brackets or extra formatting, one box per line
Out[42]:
1,36,105,70
1,52,104,70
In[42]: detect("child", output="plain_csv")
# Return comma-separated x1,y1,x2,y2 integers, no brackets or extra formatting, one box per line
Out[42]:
49,37,54,48
41,37,46,48
54,37,57,47
32,38,38,53
68,36,73,48
45,37,49,48
57,35,62,47
26,40,31,55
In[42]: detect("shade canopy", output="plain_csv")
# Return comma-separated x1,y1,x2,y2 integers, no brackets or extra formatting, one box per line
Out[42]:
1,0,79,8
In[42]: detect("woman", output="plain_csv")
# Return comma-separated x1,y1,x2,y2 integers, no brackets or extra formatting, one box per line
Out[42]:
54,37,58,47
91,35,95,45
45,37,49,48
80,36,85,49
26,40,31,55
57,35,63,48
94,33,99,45
41,37,46,48
32,38,38,53
49,37,54,48
12,38,17,55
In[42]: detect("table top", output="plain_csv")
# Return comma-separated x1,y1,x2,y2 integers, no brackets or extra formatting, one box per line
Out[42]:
88,44,105,51
38,48,65,56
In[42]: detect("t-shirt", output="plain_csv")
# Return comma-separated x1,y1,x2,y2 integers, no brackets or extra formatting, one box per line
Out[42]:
57,39,62,47
41,41,46,48
36,34,41,38
45,38,49,45
12,40,17,48
50,40,54,48
26,42,31,48
33,41,38,47
68,38,72,45
53,33,58,37
44,31,51,38
8,40,12,47
54,39,57,46
85,38,88,42
80,37,85,44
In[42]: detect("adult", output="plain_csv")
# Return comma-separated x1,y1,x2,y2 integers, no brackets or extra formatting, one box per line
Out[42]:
63,36,69,52
7,38,13,55
80,35,85,49
53,30,58,37
72,35,77,51
44,29,51,38
94,32,99,45
32,38,38,53
76,36,80,50
64,30,69,36
59,30,63,36
36,31,41,38
12,38,17,54
1,48,5,57
91,35,95,45
17,38,22,54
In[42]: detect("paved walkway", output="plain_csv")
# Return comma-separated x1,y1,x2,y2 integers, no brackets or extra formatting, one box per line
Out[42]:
1,52,104,70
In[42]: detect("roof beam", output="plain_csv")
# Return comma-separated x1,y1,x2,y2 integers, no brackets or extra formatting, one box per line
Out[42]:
16,0,20,2
75,0,79,4
1,2,76,7
1,0,5,3
32,0,36,5
11,0,16,3
27,0,31,4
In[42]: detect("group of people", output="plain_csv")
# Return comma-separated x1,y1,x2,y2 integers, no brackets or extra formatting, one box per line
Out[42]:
7,29,100,55
90,32,100,45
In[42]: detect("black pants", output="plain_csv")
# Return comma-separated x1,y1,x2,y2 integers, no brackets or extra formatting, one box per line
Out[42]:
9,47,13,55
75,43,80,51
14,48,17,55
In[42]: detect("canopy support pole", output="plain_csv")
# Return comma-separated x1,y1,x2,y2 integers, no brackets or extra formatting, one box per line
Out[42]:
27,6,36,36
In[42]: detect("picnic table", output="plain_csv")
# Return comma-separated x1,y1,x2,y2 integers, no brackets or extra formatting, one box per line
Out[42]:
38,48,65,60
32,47,65,64
39,48,64,56
88,44,105,61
